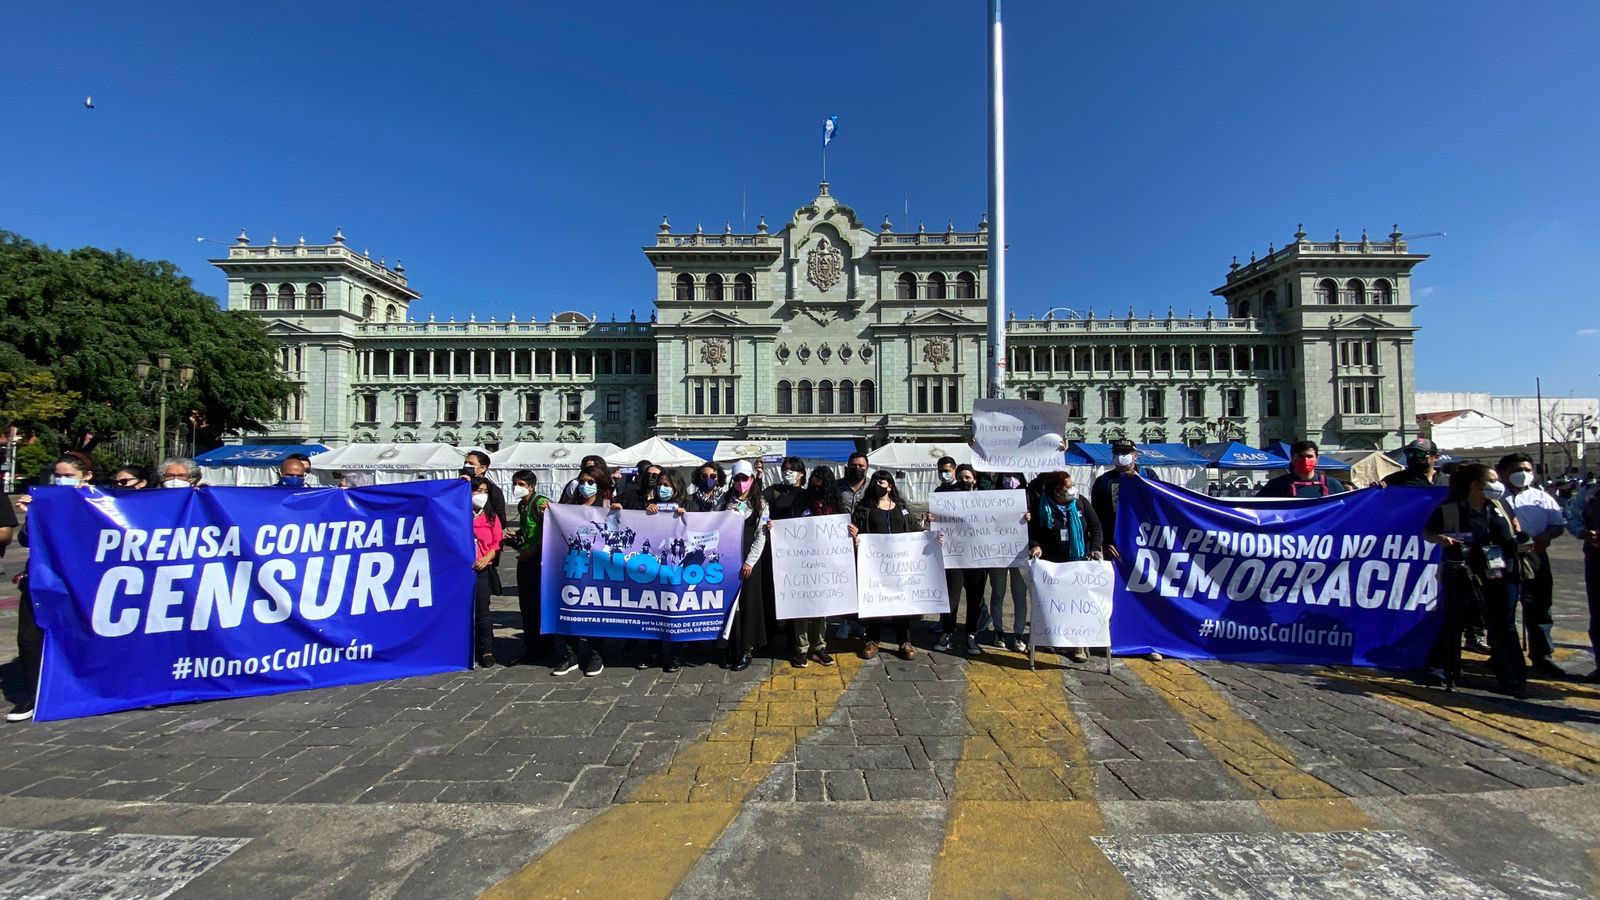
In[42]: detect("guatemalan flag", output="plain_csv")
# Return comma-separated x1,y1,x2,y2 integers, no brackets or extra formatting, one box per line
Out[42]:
823,115,838,146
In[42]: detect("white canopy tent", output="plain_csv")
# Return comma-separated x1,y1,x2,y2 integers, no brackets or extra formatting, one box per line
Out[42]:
606,437,706,469
489,442,620,496
867,442,973,503
308,443,468,484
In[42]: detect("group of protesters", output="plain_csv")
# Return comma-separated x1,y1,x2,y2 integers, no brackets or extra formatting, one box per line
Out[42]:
6,433,1600,722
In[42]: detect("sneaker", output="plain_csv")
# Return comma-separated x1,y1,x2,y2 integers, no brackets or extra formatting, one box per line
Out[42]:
5,703,34,723
897,642,917,660
581,656,605,677
1068,648,1089,664
552,654,580,676
811,650,835,667
965,634,982,656
791,654,809,669
934,633,952,652
662,656,682,674
860,641,880,660
1145,651,1164,662
477,653,497,669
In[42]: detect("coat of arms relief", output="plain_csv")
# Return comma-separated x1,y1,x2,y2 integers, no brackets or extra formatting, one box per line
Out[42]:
805,238,844,292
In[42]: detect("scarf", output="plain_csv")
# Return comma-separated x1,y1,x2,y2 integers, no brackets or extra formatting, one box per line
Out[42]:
1042,495,1088,561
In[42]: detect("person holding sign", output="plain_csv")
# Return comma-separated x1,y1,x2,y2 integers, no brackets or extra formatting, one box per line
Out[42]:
775,465,841,668
1028,471,1102,664
9,455,96,722
552,467,610,677
718,460,769,672
1422,464,1529,696
850,470,931,661
511,469,552,667
469,477,504,669
931,462,988,656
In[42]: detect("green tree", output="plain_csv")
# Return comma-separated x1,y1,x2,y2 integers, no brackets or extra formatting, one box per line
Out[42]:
0,230,295,450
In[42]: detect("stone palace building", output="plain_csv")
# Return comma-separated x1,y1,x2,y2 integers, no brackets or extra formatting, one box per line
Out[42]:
214,184,1427,453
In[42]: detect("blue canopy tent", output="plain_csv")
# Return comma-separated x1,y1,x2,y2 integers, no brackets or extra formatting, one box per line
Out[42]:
195,444,329,486
1268,440,1352,472
1064,442,1210,490
1193,441,1290,470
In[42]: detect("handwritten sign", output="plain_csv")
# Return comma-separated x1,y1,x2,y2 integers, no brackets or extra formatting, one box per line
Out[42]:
971,399,1068,475
928,489,1029,569
771,515,858,619
856,532,949,618
1028,559,1114,647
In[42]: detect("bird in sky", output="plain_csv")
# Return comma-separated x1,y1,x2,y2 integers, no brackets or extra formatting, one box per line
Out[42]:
84,96,94,109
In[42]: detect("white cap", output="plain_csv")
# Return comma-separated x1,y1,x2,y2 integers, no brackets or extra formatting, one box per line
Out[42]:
731,460,755,478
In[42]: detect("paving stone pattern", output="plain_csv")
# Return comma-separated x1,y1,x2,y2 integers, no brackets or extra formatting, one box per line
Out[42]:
0,828,248,900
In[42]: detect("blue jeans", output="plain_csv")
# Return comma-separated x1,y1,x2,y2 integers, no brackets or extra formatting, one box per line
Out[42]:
987,567,1028,636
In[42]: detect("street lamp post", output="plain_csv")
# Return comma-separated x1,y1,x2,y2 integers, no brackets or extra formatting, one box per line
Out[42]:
134,354,195,462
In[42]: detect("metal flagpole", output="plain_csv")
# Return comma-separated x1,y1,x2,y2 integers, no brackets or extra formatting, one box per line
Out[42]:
1537,377,1546,478
986,0,1007,399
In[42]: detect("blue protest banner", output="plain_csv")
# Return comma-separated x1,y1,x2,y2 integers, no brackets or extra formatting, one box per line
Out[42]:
540,505,743,641
1110,479,1447,668
26,481,477,721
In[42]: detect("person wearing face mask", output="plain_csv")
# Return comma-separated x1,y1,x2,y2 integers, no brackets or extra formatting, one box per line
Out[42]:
1028,471,1104,664
509,469,552,666
849,470,932,661
775,466,840,669
462,450,508,523
1422,464,1529,696
1090,439,1158,563
275,453,314,488
467,476,503,669
1497,453,1566,677
1258,441,1349,498
764,456,810,520
716,460,770,672
622,460,664,511
552,465,609,677
1383,438,1442,488
932,461,989,656
628,470,689,672
158,457,201,489
838,452,871,516
976,466,1031,652
687,463,726,512
9,456,95,722
559,454,610,504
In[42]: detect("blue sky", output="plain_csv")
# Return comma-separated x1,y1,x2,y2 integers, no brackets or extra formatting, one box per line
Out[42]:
4,2,1598,397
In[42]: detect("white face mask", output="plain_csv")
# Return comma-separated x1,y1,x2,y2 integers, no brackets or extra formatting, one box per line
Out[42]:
162,478,192,489
1115,454,1136,468
938,471,955,484
54,475,81,487
1480,481,1507,500
512,485,531,501
787,471,804,486
1062,485,1078,500
471,493,490,510
1508,471,1533,489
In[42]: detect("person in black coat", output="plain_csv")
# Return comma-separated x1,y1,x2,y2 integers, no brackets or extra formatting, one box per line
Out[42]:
849,470,932,661
1028,471,1103,663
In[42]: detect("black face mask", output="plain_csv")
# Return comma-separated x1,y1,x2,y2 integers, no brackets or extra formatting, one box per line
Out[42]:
848,466,868,484
1405,453,1431,470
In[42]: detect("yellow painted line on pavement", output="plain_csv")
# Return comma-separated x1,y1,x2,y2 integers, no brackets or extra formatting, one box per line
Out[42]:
480,654,862,900
1124,659,1374,833
1320,668,1600,778
931,650,1129,899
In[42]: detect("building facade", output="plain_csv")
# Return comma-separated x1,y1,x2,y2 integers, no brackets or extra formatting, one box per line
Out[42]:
214,187,1427,453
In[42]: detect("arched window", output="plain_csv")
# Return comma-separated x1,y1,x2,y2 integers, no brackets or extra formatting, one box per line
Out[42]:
674,274,694,303
859,380,876,414
839,379,855,414
249,284,268,310
1234,300,1251,319
277,284,296,310
927,272,947,300
819,380,834,414
1373,279,1393,304
1262,290,1277,314
362,294,375,320
1316,279,1337,304
1342,279,1364,305
706,273,724,303
305,283,325,310
386,304,399,323
776,380,793,414
955,272,976,299
797,380,814,415
734,273,753,302
896,272,916,300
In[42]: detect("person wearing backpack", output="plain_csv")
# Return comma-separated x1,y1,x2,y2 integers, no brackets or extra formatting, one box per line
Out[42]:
1422,464,1530,696
1258,440,1349,498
